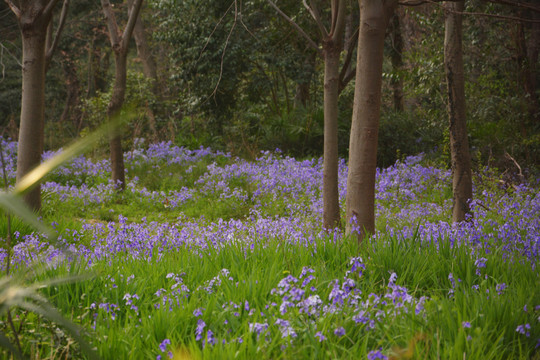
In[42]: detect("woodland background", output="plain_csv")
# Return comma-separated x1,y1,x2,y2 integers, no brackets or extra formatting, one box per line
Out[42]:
1,0,538,171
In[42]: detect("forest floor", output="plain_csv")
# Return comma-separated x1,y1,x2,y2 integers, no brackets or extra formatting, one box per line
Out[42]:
0,139,538,359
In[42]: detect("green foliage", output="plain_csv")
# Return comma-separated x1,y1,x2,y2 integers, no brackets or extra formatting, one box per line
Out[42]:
378,111,445,168
151,0,320,146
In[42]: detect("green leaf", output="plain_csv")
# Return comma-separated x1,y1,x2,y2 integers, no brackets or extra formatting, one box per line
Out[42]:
0,192,54,239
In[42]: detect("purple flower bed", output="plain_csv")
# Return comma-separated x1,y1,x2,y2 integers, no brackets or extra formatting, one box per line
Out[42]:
0,140,538,270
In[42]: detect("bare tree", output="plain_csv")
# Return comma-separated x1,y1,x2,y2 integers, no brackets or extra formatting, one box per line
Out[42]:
101,0,143,190
5,0,69,211
345,0,398,242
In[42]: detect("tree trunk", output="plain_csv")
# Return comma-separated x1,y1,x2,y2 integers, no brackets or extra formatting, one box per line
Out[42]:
321,0,346,230
8,0,66,211
345,0,397,242
108,52,128,190
17,23,48,211
101,0,143,190
322,40,342,229
444,0,472,223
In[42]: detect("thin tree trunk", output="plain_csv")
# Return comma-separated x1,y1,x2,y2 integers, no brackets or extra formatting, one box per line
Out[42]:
444,0,472,223
321,0,346,230
108,53,128,189
17,27,47,211
346,0,397,242
101,0,143,190
322,41,342,229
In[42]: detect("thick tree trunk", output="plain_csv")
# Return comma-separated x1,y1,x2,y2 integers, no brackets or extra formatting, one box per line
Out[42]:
444,0,472,223
322,41,342,229
345,0,397,242
17,25,48,211
108,53,128,190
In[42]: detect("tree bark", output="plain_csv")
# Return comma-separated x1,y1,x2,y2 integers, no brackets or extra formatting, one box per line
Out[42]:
17,21,48,211
9,0,64,212
266,0,347,230
322,40,342,229
108,53,128,189
444,0,472,223
321,0,346,230
345,0,397,242
101,0,143,190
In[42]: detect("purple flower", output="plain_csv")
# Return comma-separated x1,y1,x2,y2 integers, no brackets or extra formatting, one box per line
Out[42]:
158,339,170,352
334,327,346,337
206,329,216,346
516,324,531,337
462,321,471,329
315,331,326,342
195,319,206,341
367,349,388,360
249,322,268,338
193,308,203,317
495,283,507,295
275,318,296,338
475,258,487,275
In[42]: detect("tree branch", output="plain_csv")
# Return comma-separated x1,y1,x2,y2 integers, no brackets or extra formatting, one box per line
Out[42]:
101,0,121,50
484,0,540,13
210,0,237,99
267,0,323,57
45,0,70,71
303,0,328,37
339,67,356,93
123,0,144,50
5,0,21,18
330,0,346,42
400,0,540,15
339,26,358,90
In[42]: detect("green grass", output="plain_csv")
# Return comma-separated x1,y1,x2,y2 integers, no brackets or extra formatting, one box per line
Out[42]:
1,153,539,359
5,232,534,360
